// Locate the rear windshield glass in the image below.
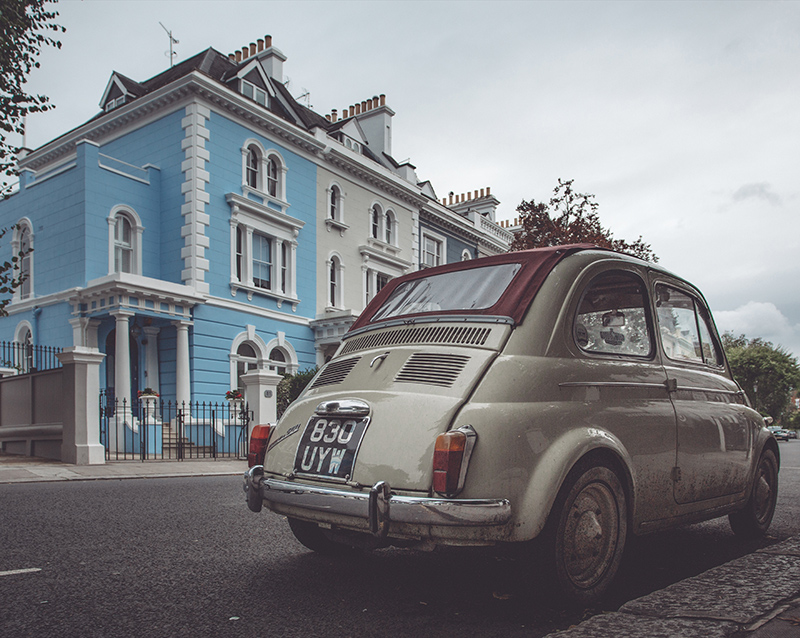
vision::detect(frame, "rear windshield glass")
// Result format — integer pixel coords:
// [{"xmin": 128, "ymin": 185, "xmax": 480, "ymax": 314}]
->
[{"xmin": 370, "ymin": 263, "xmax": 522, "ymax": 322}]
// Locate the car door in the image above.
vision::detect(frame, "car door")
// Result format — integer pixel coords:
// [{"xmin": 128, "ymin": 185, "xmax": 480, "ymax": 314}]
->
[{"xmin": 653, "ymin": 280, "xmax": 754, "ymax": 504}]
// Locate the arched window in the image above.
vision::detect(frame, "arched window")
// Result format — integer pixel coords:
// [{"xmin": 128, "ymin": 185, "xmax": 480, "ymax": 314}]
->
[
  {"xmin": 330, "ymin": 185, "xmax": 340, "ymax": 220},
  {"xmin": 461, "ymin": 248, "xmax": 473, "ymax": 261},
  {"xmin": 266, "ymin": 157, "xmax": 279, "ymax": 197},
  {"xmin": 371, "ymin": 204, "xmax": 381, "ymax": 239},
  {"xmin": 329, "ymin": 255, "xmax": 342, "ymax": 308},
  {"xmin": 15, "ymin": 223, "xmax": 33, "ymax": 300},
  {"xmin": 269, "ymin": 347, "xmax": 287, "ymax": 376},
  {"xmin": 246, "ymin": 145, "xmax": 259, "ymax": 189},
  {"xmin": 114, "ymin": 214, "xmax": 133, "ymax": 273},
  {"xmin": 384, "ymin": 210, "xmax": 395, "ymax": 245},
  {"xmin": 235, "ymin": 342, "xmax": 259, "ymax": 393}
]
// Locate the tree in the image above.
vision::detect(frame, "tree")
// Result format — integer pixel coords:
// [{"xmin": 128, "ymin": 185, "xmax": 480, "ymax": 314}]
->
[
  {"xmin": 509, "ymin": 179, "xmax": 657, "ymax": 262},
  {"xmin": 277, "ymin": 367, "xmax": 318, "ymax": 419},
  {"xmin": 721, "ymin": 333, "xmax": 800, "ymax": 422},
  {"xmin": 1, "ymin": 0, "xmax": 65, "ymax": 200}
]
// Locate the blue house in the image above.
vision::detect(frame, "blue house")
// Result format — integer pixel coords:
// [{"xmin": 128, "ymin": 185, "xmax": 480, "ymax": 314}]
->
[{"xmin": 0, "ymin": 35, "xmax": 512, "ymax": 459}]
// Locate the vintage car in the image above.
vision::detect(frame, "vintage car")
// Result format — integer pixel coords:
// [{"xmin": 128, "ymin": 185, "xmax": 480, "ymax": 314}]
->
[{"xmin": 244, "ymin": 245, "xmax": 779, "ymax": 602}]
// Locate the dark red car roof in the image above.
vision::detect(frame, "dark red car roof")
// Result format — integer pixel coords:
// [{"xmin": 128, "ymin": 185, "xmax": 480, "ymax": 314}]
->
[{"xmin": 349, "ymin": 244, "xmax": 596, "ymax": 332}]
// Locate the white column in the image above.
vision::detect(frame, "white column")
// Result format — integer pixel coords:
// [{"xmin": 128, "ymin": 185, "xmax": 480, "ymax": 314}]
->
[
  {"xmin": 244, "ymin": 227, "xmax": 254, "ymax": 287},
  {"xmin": 142, "ymin": 326, "xmax": 161, "ymax": 395},
  {"xmin": 107, "ymin": 216, "xmax": 116, "ymax": 274},
  {"xmin": 173, "ymin": 320, "xmax": 192, "ymax": 409},
  {"xmin": 111, "ymin": 309, "xmax": 134, "ymax": 422}
]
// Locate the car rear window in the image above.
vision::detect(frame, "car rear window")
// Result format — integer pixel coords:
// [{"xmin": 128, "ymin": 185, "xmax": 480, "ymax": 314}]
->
[{"xmin": 370, "ymin": 263, "xmax": 522, "ymax": 322}]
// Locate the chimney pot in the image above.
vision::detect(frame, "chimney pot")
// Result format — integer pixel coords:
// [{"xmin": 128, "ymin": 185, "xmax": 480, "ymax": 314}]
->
[
  {"xmin": 265, "ymin": 35, "xmax": 272, "ymax": 48},
  {"xmin": 449, "ymin": 193, "xmax": 454, "ymax": 205},
  {"xmin": 242, "ymin": 47, "xmax": 249, "ymax": 59},
  {"xmin": 332, "ymin": 109, "xmax": 337, "ymax": 122},
  {"xmin": 235, "ymin": 50, "xmax": 242, "ymax": 62},
  {"xmin": 367, "ymin": 98, "xmax": 373, "ymax": 110},
  {"xmin": 258, "ymin": 38, "xmax": 264, "ymax": 52},
  {"xmin": 349, "ymin": 105, "xmax": 355, "ymax": 117},
  {"xmin": 325, "ymin": 114, "xmax": 331, "ymax": 122},
  {"xmin": 380, "ymin": 94, "xmax": 386, "ymax": 106},
  {"xmin": 474, "ymin": 190, "xmax": 478, "ymax": 199},
  {"xmin": 228, "ymin": 53, "xmax": 236, "ymax": 62},
  {"xmin": 487, "ymin": 186, "xmax": 491, "ymax": 195},
  {"xmin": 250, "ymin": 43, "xmax": 257, "ymax": 56},
  {"xmin": 442, "ymin": 198, "xmax": 447, "ymax": 205},
  {"xmin": 361, "ymin": 100, "xmax": 367, "ymax": 112},
  {"xmin": 480, "ymin": 188, "xmax": 485, "ymax": 197},
  {"xmin": 355, "ymin": 103, "xmax": 361, "ymax": 115}
]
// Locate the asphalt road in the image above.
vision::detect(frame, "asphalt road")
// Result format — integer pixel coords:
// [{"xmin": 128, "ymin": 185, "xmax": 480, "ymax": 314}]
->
[{"xmin": 1, "ymin": 442, "xmax": 798, "ymax": 638}]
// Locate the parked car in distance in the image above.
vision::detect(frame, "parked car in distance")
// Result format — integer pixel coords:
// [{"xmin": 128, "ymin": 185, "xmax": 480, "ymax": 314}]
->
[
  {"xmin": 774, "ymin": 429, "xmax": 791, "ymax": 441},
  {"xmin": 788, "ymin": 430, "xmax": 797, "ymax": 439},
  {"xmin": 244, "ymin": 245, "xmax": 779, "ymax": 603}
]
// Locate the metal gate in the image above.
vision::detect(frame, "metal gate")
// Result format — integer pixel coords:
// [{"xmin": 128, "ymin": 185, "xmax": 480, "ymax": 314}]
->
[{"xmin": 99, "ymin": 391, "xmax": 250, "ymax": 461}]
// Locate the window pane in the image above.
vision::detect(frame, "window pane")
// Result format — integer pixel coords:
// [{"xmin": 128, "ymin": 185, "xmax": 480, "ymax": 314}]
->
[
  {"xmin": 252, "ymin": 234, "xmax": 272, "ymax": 289},
  {"xmin": 423, "ymin": 236, "xmax": 441, "ymax": 267},
  {"xmin": 371, "ymin": 206, "xmax": 380, "ymax": 239},
  {"xmin": 385, "ymin": 213, "xmax": 393, "ymax": 244},
  {"xmin": 267, "ymin": 158, "xmax": 278, "ymax": 197},
  {"xmin": 371, "ymin": 263, "xmax": 521, "ymax": 322},
  {"xmin": 697, "ymin": 306, "xmax": 723, "ymax": 366},
  {"xmin": 574, "ymin": 272, "xmax": 652, "ymax": 357},
  {"xmin": 656, "ymin": 285, "xmax": 703, "ymax": 364}
]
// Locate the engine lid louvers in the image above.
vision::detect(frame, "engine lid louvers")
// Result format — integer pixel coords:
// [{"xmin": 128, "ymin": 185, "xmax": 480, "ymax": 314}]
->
[
  {"xmin": 340, "ymin": 325, "xmax": 492, "ymax": 355},
  {"xmin": 395, "ymin": 353, "xmax": 470, "ymax": 388},
  {"xmin": 309, "ymin": 357, "xmax": 360, "ymax": 389}
]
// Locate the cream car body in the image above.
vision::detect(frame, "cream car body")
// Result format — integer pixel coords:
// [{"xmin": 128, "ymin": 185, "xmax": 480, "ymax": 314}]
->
[{"xmin": 244, "ymin": 245, "xmax": 779, "ymax": 601}]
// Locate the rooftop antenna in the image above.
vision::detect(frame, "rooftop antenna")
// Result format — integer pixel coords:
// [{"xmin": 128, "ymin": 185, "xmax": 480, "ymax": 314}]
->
[
  {"xmin": 159, "ymin": 22, "xmax": 179, "ymax": 67},
  {"xmin": 295, "ymin": 89, "xmax": 311, "ymax": 108}
]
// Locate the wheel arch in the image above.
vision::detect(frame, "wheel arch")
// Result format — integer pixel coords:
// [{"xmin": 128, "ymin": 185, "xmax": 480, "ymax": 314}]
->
[{"xmin": 510, "ymin": 428, "xmax": 636, "ymax": 543}]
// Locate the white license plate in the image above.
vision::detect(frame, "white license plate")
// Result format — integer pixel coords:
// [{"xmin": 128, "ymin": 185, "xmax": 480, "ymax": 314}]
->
[{"xmin": 293, "ymin": 417, "xmax": 369, "ymax": 480}]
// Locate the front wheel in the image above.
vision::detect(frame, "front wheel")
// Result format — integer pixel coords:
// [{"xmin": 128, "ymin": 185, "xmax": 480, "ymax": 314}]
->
[
  {"xmin": 543, "ymin": 462, "xmax": 628, "ymax": 604},
  {"xmin": 729, "ymin": 448, "xmax": 778, "ymax": 539}
]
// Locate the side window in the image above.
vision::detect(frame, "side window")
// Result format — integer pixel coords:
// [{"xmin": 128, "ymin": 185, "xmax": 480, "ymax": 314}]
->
[
  {"xmin": 574, "ymin": 271, "xmax": 653, "ymax": 357},
  {"xmin": 656, "ymin": 285, "xmax": 722, "ymax": 366}
]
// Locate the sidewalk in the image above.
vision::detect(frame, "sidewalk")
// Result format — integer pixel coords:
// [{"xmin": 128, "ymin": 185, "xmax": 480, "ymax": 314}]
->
[
  {"xmin": 0, "ymin": 451, "xmax": 246, "ymax": 483},
  {"xmin": 2, "ymin": 452, "xmax": 799, "ymax": 637}
]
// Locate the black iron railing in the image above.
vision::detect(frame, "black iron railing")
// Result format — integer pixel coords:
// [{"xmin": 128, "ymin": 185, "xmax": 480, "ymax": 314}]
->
[
  {"xmin": 0, "ymin": 340, "xmax": 62, "ymax": 374},
  {"xmin": 99, "ymin": 392, "xmax": 250, "ymax": 461}
]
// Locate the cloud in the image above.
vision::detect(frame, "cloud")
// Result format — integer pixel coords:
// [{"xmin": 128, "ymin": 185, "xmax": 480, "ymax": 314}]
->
[
  {"xmin": 715, "ymin": 301, "xmax": 800, "ymax": 357},
  {"xmin": 732, "ymin": 183, "xmax": 781, "ymax": 206}
]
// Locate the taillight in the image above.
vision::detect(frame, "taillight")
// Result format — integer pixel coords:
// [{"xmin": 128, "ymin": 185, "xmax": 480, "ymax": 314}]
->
[
  {"xmin": 248, "ymin": 424, "xmax": 273, "ymax": 468},
  {"xmin": 432, "ymin": 425, "xmax": 477, "ymax": 496}
]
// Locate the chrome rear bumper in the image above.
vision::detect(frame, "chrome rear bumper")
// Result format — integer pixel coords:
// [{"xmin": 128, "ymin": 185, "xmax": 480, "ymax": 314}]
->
[{"xmin": 243, "ymin": 466, "xmax": 511, "ymax": 538}]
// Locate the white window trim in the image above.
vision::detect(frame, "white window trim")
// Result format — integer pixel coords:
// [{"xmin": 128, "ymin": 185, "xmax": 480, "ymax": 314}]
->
[
  {"xmin": 240, "ymin": 140, "xmax": 289, "ymax": 213},
  {"xmin": 325, "ymin": 182, "xmax": 349, "ymax": 236},
  {"xmin": 461, "ymin": 248, "xmax": 473, "ymax": 261},
  {"xmin": 11, "ymin": 218, "xmax": 34, "ymax": 303},
  {"xmin": 227, "ymin": 193, "xmax": 303, "ymax": 310},
  {"xmin": 229, "ymin": 327, "xmax": 269, "ymax": 391},
  {"xmin": 420, "ymin": 227, "xmax": 447, "ymax": 269},
  {"xmin": 264, "ymin": 334, "xmax": 299, "ymax": 375},
  {"xmin": 363, "ymin": 267, "xmax": 393, "ymax": 309},
  {"xmin": 107, "ymin": 206, "xmax": 143, "ymax": 275}
]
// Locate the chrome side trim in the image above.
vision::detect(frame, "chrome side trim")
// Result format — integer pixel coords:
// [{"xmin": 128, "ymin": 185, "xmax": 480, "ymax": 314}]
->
[{"xmin": 247, "ymin": 475, "xmax": 512, "ymax": 530}]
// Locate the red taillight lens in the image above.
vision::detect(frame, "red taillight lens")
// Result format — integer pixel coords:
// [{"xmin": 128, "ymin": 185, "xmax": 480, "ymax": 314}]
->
[
  {"xmin": 248, "ymin": 424, "xmax": 273, "ymax": 468},
  {"xmin": 433, "ymin": 430, "xmax": 467, "ymax": 495}
]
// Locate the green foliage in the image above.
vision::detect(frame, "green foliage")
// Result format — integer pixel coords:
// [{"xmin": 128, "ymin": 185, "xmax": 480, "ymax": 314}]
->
[
  {"xmin": 721, "ymin": 333, "xmax": 800, "ymax": 422},
  {"xmin": 1, "ymin": 0, "xmax": 65, "ymax": 199},
  {"xmin": 277, "ymin": 367, "xmax": 318, "ymax": 419},
  {"xmin": 509, "ymin": 179, "xmax": 657, "ymax": 262}
]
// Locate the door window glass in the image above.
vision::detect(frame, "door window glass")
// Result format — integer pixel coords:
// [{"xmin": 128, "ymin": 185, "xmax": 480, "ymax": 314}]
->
[{"xmin": 656, "ymin": 285, "xmax": 722, "ymax": 366}]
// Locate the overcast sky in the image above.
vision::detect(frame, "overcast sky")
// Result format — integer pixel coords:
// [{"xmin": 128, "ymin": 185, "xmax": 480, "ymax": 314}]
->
[{"xmin": 17, "ymin": 0, "xmax": 800, "ymax": 358}]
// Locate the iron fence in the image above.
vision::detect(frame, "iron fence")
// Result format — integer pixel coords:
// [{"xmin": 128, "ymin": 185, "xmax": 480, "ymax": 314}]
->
[
  {"xmin": 0, "ymin": 340, "xmax": 62, "ymax": 374},
  {"xmin": 99, "ymin": 391, "xmax": 250, "ymax": 461}
]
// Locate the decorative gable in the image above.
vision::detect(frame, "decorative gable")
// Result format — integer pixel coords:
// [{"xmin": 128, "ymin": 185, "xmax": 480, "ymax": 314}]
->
[{"xmin": 99, "ymin": 72, "xmax": 144, "ymax": 112}]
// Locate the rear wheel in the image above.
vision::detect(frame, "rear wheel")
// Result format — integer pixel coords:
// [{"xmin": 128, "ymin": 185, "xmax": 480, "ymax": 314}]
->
[
  {"xmin": 287, "ymin": 518, "xmax": 353, "ymax": 555},
  {"xmin": 729, "ymin": 448, "xmax": 778, "ymax": 539},
  {"xmin": 543, "ymin": 461, "xmax": 628, "ymax": 604}
]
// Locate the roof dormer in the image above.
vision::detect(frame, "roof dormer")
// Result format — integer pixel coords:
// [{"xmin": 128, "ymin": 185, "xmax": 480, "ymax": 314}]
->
[{"xmin": 99, "ymin": 72, "xmax": 144, "ymax": 113}]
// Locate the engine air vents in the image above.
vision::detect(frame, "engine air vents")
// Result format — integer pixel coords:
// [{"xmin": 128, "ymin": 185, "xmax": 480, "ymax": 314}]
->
[
  {"xmin": 395, "ymin": 353, "xmax": 470, "ymax": 388},
  {"xmin": 341, "ymin": 325, "xmax": 491, "ymax": 355},
  {"xmin": 309, "ymin": 357, "xmax": 360, "ymax": 389}
]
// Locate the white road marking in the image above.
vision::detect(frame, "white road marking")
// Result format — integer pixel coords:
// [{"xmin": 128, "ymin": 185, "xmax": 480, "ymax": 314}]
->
[{"xmin": 0, "ymin": 568, "xmax": 42, "ymax": 577}]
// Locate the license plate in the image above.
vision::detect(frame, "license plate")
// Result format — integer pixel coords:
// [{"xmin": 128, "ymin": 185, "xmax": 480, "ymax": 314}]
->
[{"xmin": 293, "ymin": 416, "xmax": 369, "ymax": 479}]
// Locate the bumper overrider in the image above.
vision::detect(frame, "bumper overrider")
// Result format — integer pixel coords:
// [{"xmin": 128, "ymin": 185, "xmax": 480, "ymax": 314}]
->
[{"xmin": 243, "ymin": 466, "xmax": 512, "ymax": 539}]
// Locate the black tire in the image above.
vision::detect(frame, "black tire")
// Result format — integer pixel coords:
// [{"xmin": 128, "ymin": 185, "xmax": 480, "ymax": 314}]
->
[
  {"xmin": 729, "ymin": 448, "xmax": 778, "ymax": 539},
  {"xmin": 543, "ymin": 461, "xmax": 628, "ymax": 604},
  {"xmin": 287, "ymin": 517, "xmax": 352, "ymax": 555}
]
